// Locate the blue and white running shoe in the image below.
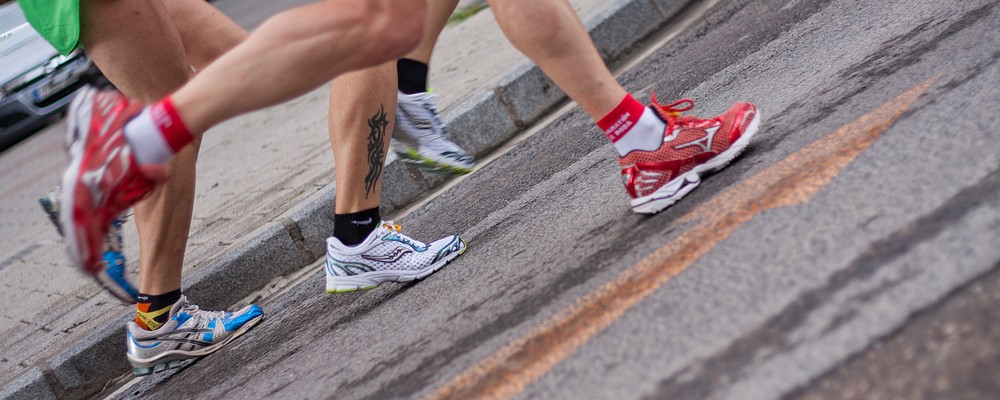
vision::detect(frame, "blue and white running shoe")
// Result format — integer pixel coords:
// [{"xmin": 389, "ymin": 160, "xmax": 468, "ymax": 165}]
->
[
  {"xmin": 127, "ymin": 295, "xmax": 263, "ymax": 375},
  {"xmin": 325, "ymin": 221, "xmax": 466, "ymax": 293},
  {"xmin": 40, "ymin": 190, "xmax": 139, "ymax": 303}
]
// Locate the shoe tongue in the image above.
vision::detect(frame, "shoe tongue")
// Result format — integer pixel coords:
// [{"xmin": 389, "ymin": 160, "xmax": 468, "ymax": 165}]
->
[
  {"xmin": 408, "ymin": 91, "xmax": 434, "ymax": 101},
  {"xmin": 167, "ymin": 295, "xmax": 189, "ymax": 319}
]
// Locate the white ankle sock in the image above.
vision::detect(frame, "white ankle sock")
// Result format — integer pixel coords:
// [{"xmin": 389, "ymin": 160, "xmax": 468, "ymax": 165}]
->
[
  {"xmin": 124, "ymin": 107, "xmax": 174, "ymax": 166},
  {"xmin": 598, "ymin": 94, "xmax": 668, "ymax": 157},
  {"xmin": 612, "ymin": 108, "xmax": 666, "ymax": 156}
]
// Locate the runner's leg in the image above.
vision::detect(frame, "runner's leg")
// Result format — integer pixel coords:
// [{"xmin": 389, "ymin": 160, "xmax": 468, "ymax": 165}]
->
[
  {"xmin": 81, "ymin": 0, "xmax": 247, "ymax": 296},
  {"xmin": 329, "ymin": 63, "xmax": 398, "ymax": 217},
  {"xmin": 170, "ymin": 0, "xmax": 427, "ymax": 136},
  {"xmin": 76, "ymin": 0, "xmax": 262, "ymax": 374},
  {"xmin": 487, "ymin": 0, "xmax": 625, "ymax": 120},
  {"xmin": 488, "ymin": 0, "xmax": 760, "ymax": 214},
  {"xmin": 401, "ymin": 0, "xmax": 459, "ymax": 64},
  {"xmin": 394, "ymin": 0, "xmax": 476, "ymax": 175},
  {"xmin": 325, "ymin": 63, "xmax": 467, "ymax": 293},
  {"xmin": 164, "ymin": 0, "xmax": 247, "ymax": 70},
  {"xmin": 80, "ymin": 0, "xmax": 197, "ymax": 296}
]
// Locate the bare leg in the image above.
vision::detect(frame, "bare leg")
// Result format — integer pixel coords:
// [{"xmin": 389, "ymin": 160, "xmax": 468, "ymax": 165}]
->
[
  {"xmin": 80, "ymin": 0, "xmax": 246, "ymax": 295},
  {"xmin": 329, "ymin": 63, "xmax": 398, "ymax": 214},
  {"xmin": 487, "ymin": 0, "xmax": 626, "ymax": 120},
  {"xmin": 164, "ymin": 0, "xmax": 247, "ymax": 70},
  {"xmin": 171, "ymin": 0, "xmax": 426, "ymax": 136},
  {"xmin": 82, "ymin": 0, "xmax": 193, "ymax": 295},
  {"xmin": 324, "ymin": 63, "xmax": 469, "ymax": 294},
  {"xmin": 401, "ymin": 0, "xmax": 460, "ymax": 64}
]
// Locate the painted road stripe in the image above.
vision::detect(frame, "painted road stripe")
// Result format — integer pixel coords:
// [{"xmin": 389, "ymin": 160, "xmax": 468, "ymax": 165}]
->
[{"xmin": 425, "ymin": 77, "xmax": 938, "ymax": 400}]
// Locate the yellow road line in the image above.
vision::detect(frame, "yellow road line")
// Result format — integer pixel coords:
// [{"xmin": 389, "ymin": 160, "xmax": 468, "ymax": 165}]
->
[{"xmin": 425, "ymin": 77, "xmax": 938, "ymax": 400}]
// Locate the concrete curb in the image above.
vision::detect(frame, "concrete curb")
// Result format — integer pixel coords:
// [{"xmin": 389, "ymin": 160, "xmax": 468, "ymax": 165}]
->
[{"xmin": 1, "ymin": 0, "xmax": 694, "ymax": 398}]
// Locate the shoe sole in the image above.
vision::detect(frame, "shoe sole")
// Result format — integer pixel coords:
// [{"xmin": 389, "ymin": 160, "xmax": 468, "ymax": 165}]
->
[
  {"xmin": 396, "ymin": 147, "xmax": 474, "ymax": 176},
  {"xmin": 40, "ymin": 194, "xmax": 138, "ymax": 303},
  {"xmin": 326, "ymin": 239, "xmax": 468, "ymax": 293},
  {"xmin": 631, "ymin": 110, "xmax": 761, "ymax": 214},
  {"xmin": 59, "ymin": 87, "xmax": 95, "ymax": 272},
  {"xmin": 128, "ymin": 313, "xmax": 264, "ymax": 375},
  {"xmin": 38, "ymin": 194, "xmax": 64, "ymax": 236},
  {"xmin": 94, "ymin": 267, "xmax": 139, "ymax": 304}
]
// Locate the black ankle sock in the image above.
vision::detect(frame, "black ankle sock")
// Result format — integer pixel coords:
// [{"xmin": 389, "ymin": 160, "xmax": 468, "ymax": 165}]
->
[
  {"xmin": 334, "ymin": 207, "xmax": 381, "ymax": 246},
  {"xmin": 136, "ymin": 289, "xmax": 181, "ymax": 330},
  {"xmin": 397, "ymin": 59, "xmax": 429, "ymax": 95}
]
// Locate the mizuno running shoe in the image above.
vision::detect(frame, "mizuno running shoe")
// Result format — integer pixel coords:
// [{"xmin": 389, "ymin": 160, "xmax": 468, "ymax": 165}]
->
[
  {"xmin": 40, "ymin": 190, "xmax": 139, "ymax": 303},
  {"xmin": 394, "ymin": 91, "xmax": 476, "ymax": 176},
  {"xmin": 620, "ymin": 95, "xmax": 760, "ymax": 214},
  {"xmin": 126, "ymin": 295, "xmax": 263, "ymax": 375},
  {"xmin": 60, "ymin": 87, "xmax": 164, "ymax": 275},
  {"xmin": 325, "ymin": 221, "xmax": 466, "ymax": 293}
]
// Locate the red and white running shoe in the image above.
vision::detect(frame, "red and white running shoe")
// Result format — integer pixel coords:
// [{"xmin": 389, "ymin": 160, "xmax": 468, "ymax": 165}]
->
[
  {"xmin": 620, "ymin": 95, "xmax": 760, "ymax": 214},
  {"xmin": 60, "ymin": 87, "xmax": 164, "ymax": 274}
]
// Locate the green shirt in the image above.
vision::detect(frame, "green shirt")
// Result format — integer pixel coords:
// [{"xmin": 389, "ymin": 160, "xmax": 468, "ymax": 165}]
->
[{"xmin": 17, "ymin": 0, "xmax": 80, "ymax": 55}]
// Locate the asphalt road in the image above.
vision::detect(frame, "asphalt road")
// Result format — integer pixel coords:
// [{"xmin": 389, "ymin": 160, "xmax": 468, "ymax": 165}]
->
[{"xmin": 98, "ymin": 0, "xmax": 999, "ymax": 398}]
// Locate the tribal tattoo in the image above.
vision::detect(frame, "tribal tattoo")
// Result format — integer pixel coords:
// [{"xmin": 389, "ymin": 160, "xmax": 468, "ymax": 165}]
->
[{"xmin": 364, "ymin": 105, "xmax": 389, "ymax": 198}]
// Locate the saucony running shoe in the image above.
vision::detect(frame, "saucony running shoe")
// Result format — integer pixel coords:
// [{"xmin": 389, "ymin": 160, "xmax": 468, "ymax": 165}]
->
[
  {"xmin": 325, "ymin": 221, "xmax": 466, "ymax": 293},
  {"xmin": 394, "ymin": 91, "xmax": 476, "ymax": 176}
]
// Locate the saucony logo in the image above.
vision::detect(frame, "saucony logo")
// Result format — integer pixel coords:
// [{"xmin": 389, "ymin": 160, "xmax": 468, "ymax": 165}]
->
[
  {"xmin": 362, "ymin": 248, "xmax": 412, "ymax": 263},
  {"xmin": 672, "ymin": 126, "xmax": 721, "ymax": 153}
]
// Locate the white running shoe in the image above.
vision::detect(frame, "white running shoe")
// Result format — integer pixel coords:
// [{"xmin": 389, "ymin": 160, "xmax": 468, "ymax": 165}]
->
[
  {"xmin": 394, "ymin": 91, "xmax": 476, "ymax": 176},
  {"xmin": 325, "ymin": 221, "xmax": 467, "ymax": 293},
  {"xmin": 126, "ymin": 295, "xmax": 263, "ymax": 375}
]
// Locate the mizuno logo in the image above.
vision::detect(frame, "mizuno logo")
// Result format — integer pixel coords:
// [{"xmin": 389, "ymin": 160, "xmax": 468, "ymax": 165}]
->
[
  {"xmin": 673, "ymin": 126, "xmax": 721, "ymax": 153},
  {"xmin": 362, "ymin": 248, "xmax": 412, "ymax": 263},
  {"xmin": 664, "ymin": 126, "xmax": 684, "ymax": 142},
  {"xmin": 81, "ymin": 145, "xmax": 125, "ymax": 206}
]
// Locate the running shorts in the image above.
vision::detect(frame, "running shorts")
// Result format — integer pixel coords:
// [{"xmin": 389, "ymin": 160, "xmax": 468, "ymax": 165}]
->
[{"xmin": 17, "ymin": 0, "xmax": 81, "ymax": 55}]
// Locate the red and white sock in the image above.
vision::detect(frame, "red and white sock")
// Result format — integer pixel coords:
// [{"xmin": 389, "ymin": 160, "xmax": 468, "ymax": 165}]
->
[
  {"xmin": 597, "ymin": 94, "xmax": 666, "ymax": 157},
  {"xmin": 123, "ymin": 97, "xmax": 193, "ymax": 166}
]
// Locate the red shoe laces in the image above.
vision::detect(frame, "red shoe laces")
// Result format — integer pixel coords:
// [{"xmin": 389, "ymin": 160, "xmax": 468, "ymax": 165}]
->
[{"xmin": 650, "ymin": 92, "xmax": 700, "ymax": 126}]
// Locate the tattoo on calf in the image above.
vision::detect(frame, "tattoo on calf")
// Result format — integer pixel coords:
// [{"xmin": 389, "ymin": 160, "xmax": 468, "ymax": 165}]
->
[{"xmin": 364, "ymin": 105, "xmax": 389, "ymax": 198}]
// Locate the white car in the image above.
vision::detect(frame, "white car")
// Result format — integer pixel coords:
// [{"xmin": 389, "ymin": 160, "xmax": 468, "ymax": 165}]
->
[{"xmin": 0, "ymin": 2, "xmax": 106, "ymax": 151}]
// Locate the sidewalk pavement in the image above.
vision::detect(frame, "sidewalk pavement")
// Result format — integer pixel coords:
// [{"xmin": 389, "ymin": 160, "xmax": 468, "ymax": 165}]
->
[{"xmin": 0, "ymin": 0, "xmax": 692, "ymax": 398}]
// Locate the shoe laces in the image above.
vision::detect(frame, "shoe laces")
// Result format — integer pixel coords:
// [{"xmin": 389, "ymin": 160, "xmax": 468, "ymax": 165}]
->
[
  {"xmin": 180, "ymin": 302, "xmax": 227, "ymax": 321},
  {"xmin": 379, "ymin": 221, "xmax": 429, "ymax": 248},
  {"xmin": 650, "ymin": 92, "xmax": 701, "ymax": 126},
  {"xmin": 382, "ymin": 221, "xmax": 402, "ymax": 232}
]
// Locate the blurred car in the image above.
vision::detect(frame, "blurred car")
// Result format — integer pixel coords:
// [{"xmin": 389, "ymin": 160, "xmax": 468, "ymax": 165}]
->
[{"xmin": 0, "ymin": 2, "xmax": 107, "ymax": 151}]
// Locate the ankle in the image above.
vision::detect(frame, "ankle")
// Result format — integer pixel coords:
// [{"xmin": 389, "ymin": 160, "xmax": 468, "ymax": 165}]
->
[
  {"xmin": 333, "ymin": 207, "xmax": 381, "ymax": 246},
  {"xmin": 598, "ymin": 95, "xmax": 666, "ymax": 156},
  {"xmin": 124, "ymin": 97, "xmax": 194, "ymax": 166},
  {"xmin": 135, "ymin": 289, "xmax": 181, "ymax": 331}
]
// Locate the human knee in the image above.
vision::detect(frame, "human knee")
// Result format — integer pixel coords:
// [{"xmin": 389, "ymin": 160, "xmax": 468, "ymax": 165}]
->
[
  {"xmin": 491, "ymin": 0, "xmax": 573, "ymax": 56},
  {"xmin": 326, "ymin": 0, "xmax": 426, "ymax": 64},
  {"xmin": 342, "ymin": 0, "xmax": 426, "ymax": 63},
  {"xmin": 257, "ymin": 1, "xmax": 424, "ymax": 67}
]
